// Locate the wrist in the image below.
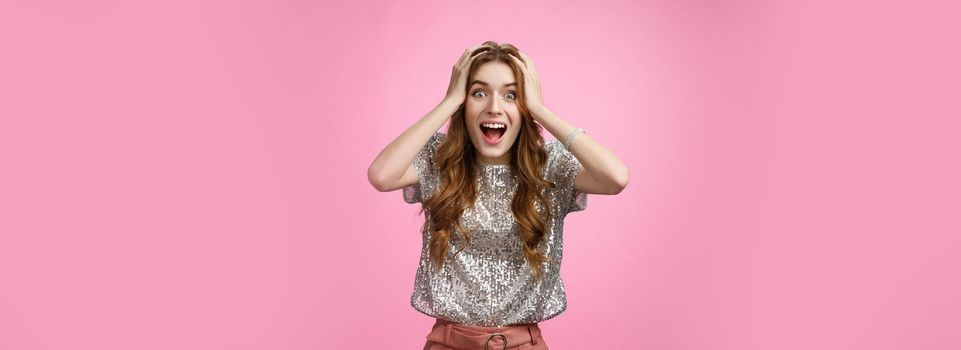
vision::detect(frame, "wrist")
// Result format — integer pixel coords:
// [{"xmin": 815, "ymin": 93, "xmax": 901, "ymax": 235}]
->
[
  {"xmin": 563, "ymin": 127, "xmax": 586, "ymax": 151},
  {"xmin": 527, "ymin": 104, "xmax": 548, "ymax": 117},
  {"xmin": 432, "ymin": 98, "xmax": 463, "ymax": 121},
  {"xmin": 441, "ymin": 96, "xmax": 464, "ymax": 108}
]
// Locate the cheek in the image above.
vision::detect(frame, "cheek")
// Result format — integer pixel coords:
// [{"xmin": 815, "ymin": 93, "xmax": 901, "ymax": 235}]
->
[
  {"xmin": 463, "ymin": 117, "xmax": 479, "ymax": 138},
  {"xmin": 510, "ymin": 115, "xmax": 523, "ymax": 132},
  {"xmin": 464, "ymin": 113, "xmax": 478, "ymax": 129},
  {"xmin": 465, "ymin": 100, "xmax": 480, "ymax": 115}
]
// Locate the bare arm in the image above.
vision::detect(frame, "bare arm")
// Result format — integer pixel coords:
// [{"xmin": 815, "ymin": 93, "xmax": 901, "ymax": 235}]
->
[
  {"xmin": 504, "ymin": 50, "xmax": 629, "ymax": 195},
  {"xmin": 368, "ymin": 45, "xmax": 488, "ymax": 192},
  {"xmin": 367, "ymin": 99, "xmax": 461, "ymax": 192},
  {"xmin": 533, "ymin": 105, "xmax": 630, "ymax": 195}
]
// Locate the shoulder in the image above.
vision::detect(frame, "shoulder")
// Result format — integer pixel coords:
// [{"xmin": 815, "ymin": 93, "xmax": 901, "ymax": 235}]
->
[
  {"xmin": 427, "ymin": 132, "xmax": 446, "ymax": 148},
  {"xmin": 412, "ymin": 132, "xmax": 448, "ymax": 173},
  {"xmin": 542, "ymin": 138, "xmax": 573, "ymax": 165},
  {"xmin": 541, "ymin": 138, "xmax": 581, "ymax": 180},
  {"xmin": 418, "ymin": 132, "xmax": 447, "ymax": 156},
  {"xmin": 542, "ymin": 138, "xmax": 562, "ymax": 158},
  {"xmin": 543, "ymin": 138, "xmax": 560, "ymax": 149}
]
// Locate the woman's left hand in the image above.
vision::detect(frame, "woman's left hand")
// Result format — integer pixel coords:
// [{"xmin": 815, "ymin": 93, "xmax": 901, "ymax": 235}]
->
[{"xmin": 507, "ymin": 50, "xmax": 546, "ymax": 117}]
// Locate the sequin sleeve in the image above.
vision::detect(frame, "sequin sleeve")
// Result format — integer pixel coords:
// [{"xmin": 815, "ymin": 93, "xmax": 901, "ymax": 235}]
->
[
  {"xmin": 545, "ymin": 139, "xmax": 588, "ymax": 214},
  {"xmin": 402, "ymin": 132, "xmax": 445, "ymax": 204}
]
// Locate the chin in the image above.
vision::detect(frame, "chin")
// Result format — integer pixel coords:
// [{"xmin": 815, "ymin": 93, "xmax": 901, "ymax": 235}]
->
[
  {"xmin": 483, "ymin": 138, "xmax": 518, "ymax": 159},
  {"xmin": 469, "ymin": 131, "xmax": 516, "ymax": 161},
  {"xmin": 478, "ymin": 148, "xmax": 509, "ymax": 159}
]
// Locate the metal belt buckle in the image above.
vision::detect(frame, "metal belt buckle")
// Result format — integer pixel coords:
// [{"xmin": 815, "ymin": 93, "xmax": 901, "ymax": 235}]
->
[{"xmin": 485, "ymin": 332, "xmax": 507, "ymax": 350}]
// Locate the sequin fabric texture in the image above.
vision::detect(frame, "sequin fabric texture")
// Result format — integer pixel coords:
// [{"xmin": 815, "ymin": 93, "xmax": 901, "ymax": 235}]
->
[{"xmin": 403, "ymin": 132, "xmax": 588, "ymax": 327}]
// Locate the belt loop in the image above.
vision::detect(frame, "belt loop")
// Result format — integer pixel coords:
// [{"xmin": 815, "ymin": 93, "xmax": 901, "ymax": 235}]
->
[
  {"xmin": 444, "ymin": 320, "xmax": 452, "ymax": 343},
  {"xmin": 528, "ymin": 324, "xmax": 540, "ymax": 345}
]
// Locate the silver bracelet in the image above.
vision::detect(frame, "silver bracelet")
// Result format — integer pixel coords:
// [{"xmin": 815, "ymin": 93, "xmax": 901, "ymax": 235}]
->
[{"xmin": 563, "ymin": 128, "xmax": 585, "ymax": 151}]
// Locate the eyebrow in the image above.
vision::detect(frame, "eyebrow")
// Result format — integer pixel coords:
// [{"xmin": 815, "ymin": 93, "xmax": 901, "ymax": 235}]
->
[{"xmin": 469, "ymin": 80, "xmax": 517, "ymax": 88}]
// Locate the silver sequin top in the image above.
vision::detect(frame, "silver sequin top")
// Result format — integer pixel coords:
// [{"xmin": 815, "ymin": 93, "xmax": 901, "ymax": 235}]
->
[{"xmin": 402, "ymin": 132, "xmax": 588, "ymax": 327}]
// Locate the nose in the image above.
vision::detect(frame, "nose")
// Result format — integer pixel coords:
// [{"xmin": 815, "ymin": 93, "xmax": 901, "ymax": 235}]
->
[{"xmin": 487, "ymin": 95, "xmax": 504, "ymax": 116}]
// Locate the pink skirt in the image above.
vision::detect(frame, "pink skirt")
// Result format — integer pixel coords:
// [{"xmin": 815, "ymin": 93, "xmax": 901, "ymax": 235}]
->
[{"xmin": 422, "ymin": 317, "xmax": 549, "ymax": 350}]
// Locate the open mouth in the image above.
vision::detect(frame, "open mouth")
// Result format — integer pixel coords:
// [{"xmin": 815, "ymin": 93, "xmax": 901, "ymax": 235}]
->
[{"xmin": 480, "ymin": 122, "xmax": 507, "ymax": 144}]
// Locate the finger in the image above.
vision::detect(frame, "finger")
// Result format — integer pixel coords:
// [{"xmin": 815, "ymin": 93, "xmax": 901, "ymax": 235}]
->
[
  {"xmin": 516, "ymin": 50, "xmax": 530, "ymax": 60},
  {"xmin": 506, "ymin": 52, "xmax": 525, "ymax": 69},
  {"xmin": 517, "ymin": 51, "xmax": 534, "ymax": 69},
  {"xmin": 463, "ymin": 46, "xmax": 490, "ymax": 62},
  {"xmin": 456, "ymin": 48, "xmax": 487, "ymax": 69},
  {"xmin": 511, "ymin": 51, "xmax": 533, "ymax": 71},
  {"xmin": 507, "ymin": 51, "xmax": 524, "ymax": 63},
  {"xmin": 511, "ymin": 53, "xmax": 532, "ymax": 73},
  {"xmin": 470, "ymin": 48, "xmax": 487, "ymax": 58},
  {"xmin": 468, "ymin": 45, "xmax": 489, "ymax": 55},
  {"xmin": 509, "ymin": 55, "xmax": 531, "ymax": 78},
  {"xmin": 456, "ymin": 47, "xmax": 483, "ymax": 67},
  {"xmin": 514, "ymin": 52, "xmax": 537, "ymax": 81},
  {"xmin": 460, "ymin": 46, "xmax": 482, "ymax": 60}
]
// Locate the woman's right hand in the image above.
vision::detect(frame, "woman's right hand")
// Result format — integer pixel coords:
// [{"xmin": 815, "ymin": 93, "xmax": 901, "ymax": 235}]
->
[{"xmin": 443, "ymin": 45, "xmax": 489, "ymax": 105}]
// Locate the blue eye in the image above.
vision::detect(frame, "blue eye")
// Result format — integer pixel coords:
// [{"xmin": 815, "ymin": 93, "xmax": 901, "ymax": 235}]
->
[{"xmin": 506, "ymin": 91, "xmax": 516, "ymax": 100}]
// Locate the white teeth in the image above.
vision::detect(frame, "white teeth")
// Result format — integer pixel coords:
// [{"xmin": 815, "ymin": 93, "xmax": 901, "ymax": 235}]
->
[{"xmin": 481, "ymin": 123, "xmax": 506, "ymax": 129}]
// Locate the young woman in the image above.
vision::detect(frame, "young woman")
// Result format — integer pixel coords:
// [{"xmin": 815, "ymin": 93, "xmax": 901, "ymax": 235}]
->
[{"xmin": 368, "ymin": 41, "xmax": 630, "ymax": 350}]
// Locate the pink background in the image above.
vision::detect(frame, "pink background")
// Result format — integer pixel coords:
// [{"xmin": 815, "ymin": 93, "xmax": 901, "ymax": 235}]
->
[{"xmin": 2, "ymin": 0, "xmax": 959, "ymax": 349}]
